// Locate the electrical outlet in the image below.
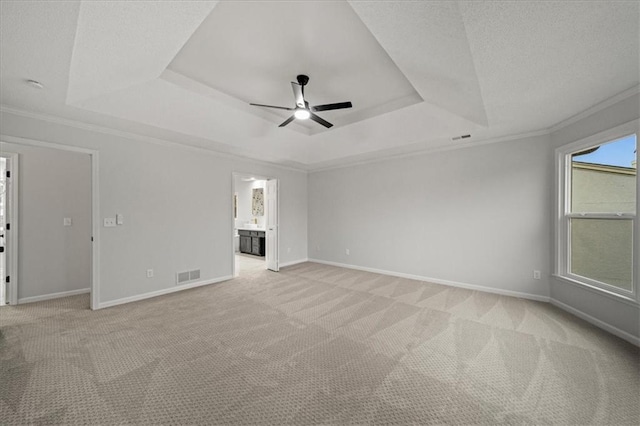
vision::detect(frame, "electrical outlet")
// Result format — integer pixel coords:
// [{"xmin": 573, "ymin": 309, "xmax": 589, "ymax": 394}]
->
[
  {"xmin": 346, "ymin": 248, "xmax": 350, "ymax": 255},
  {"xmin": 63, "ymin": 217, "xmax": 72, "ymax": 227},
  {"xmin": 146, "ymin": 269, "xmax": 154, "ymax": 278},
  {"xmin": 533, "ymin": 270, "xmax": 541, "ymax": 280},
  {"xmin": 103, "ymin": 217, "xmax": 116, "ymax": 227}
]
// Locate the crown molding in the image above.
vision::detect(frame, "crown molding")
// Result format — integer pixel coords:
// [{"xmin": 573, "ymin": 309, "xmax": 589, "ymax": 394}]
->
[
  {"xmin": 0, "ymin": 104, "xmax": 549, "ymax": 174},
  {"xmin": 3, "ymin": 83, "xmax": 639, "ymax": 175},
  {"xmin": 547, "ymin": 85, "xmax": 640, "ymax": 134},
  {"xmin": 0, "ymin": 105, "xmax": 308, "ymax": 174},
  {"xmin": 309, "ymin": 86, "xmax": 640, "ymax": 172},
  {"xmin": 308, "ymin": 129, "xmax": 550, "ymax": 173}
]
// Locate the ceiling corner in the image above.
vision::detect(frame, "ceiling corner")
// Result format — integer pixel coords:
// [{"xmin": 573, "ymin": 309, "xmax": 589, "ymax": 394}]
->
[{"xmin": 66, "ymin": 0, "xmax": 217, "ymax": 105}]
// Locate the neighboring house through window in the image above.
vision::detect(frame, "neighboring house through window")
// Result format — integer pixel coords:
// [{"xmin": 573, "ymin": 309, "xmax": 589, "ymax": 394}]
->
[{"xmin": 556, "ymin": 122, "xmax": 638, "ymax": 300}]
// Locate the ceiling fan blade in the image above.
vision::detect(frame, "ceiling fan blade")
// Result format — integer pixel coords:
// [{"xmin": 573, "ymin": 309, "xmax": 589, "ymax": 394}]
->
[
  {"xmin": 309, "ymin": 112, "xmax": 333, "ymax": 128},
  {"xmin": 311, "ymin": 101, "xmax": 352, "ymax": 112},
  {"xmin": 278, "ymin": 115, "xmax": 296, "ymax": 127},
  {"xmin": 291, "ymin": 82, "xmax": 305, "ymax": 108},
  {"xmin": 250, "ymin": 103, "xmax": 294, "ymax": 111}
]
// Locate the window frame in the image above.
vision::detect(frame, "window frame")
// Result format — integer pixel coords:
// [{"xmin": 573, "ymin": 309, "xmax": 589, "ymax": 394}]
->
[{"xmin": 555, "ymin": 120, "xmax": 639, "ymax": 302}]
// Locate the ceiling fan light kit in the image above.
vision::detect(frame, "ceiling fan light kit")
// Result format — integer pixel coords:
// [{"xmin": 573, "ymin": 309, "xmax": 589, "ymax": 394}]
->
[
  {"xmin": 294, "ymin": 108, "xmax": 310, "ymax": 120},
  {"xmin": 250, "ymin": 74, "xmax": 353, "ymax": 129}
]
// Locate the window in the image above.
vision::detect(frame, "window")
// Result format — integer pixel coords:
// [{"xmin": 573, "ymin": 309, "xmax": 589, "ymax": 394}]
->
[{"xmin": 557, "ymin": 124, "xmax": 638, "ymax": 299}]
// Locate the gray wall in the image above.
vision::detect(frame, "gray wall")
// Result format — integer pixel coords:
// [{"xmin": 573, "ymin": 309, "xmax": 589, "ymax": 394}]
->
[
  {"xmin": 550, "ymin": 93, "xmax": 640, "ymax": 340},
  {"xmin": 0, "ymin": 142, "xmax": 91, "ymax": 300},
  {"xmin": 1, "ymin": 110, "xmax": 308, "ymax": 306},
  {"xmin": 308, "ymin": 134, "xmax": 553, "ymax": 299},
  {"xmin": 2, "ymin": 93, "xmax": 637, "ymax": 340}
]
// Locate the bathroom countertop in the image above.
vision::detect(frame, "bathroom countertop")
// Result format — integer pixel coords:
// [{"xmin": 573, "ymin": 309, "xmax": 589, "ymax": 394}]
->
[{"xmin": 236, "ymin": 227, "xmax": 266, "ymax": 232}]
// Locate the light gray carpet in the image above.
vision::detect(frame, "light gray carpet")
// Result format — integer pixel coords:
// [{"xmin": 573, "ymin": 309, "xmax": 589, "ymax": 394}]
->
[{"xmin": 1, "ymin": 262, "xmax": 639, "ymax": 425}]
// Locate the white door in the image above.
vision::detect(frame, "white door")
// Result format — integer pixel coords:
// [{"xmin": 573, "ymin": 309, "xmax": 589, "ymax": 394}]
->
[
  {"xmin": 265, "ymin": 179, "xmax": 279, "ymax": 272},
  {"xmin": 0, "ymin": 152, "xmax": 18, "ymax": 306},
  {"xmin": 0, "ymin": 157, "xmax": 6, "ymax": 305}
]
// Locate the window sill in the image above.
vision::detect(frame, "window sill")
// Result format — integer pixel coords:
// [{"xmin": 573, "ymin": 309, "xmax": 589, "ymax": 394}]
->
[{"xmin": 551, "ymin": 274, "xmax": 639, "ymax": 308}]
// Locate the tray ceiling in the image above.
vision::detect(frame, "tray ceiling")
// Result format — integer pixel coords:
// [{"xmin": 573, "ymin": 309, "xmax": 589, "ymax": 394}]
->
[{"xmin": 1, "ymin": 0, "xmax": 638, "ymax": 170}]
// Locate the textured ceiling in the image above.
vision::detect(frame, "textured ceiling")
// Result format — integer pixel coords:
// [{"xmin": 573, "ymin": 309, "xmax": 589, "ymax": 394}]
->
[
  {"xmin": 1, "ymin": 0, "xmax": 638, "ymax": 170},
  {"xmin": 168, "ymin": 0, "xmax": 423, "ymax": 133},
  {"xmin": 348, "ymin": 1, "xmax": 488, "ymax": 127},
  {"xmin": 67, "ymin": 0, "xmax": 217, "ymax": 105}
]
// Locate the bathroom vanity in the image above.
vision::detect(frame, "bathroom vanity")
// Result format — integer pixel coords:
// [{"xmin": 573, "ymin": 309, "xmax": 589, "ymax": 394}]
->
[{"xmin": 238, "ymin": 229, "xmax": 265, "ymax": 256}]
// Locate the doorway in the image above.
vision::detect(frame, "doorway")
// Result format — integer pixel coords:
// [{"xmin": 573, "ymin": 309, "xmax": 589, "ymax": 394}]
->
[
  {"xmin": 231, "ymin": 173, "xmax": 279, "ymax": 277},
  {"xmin": 1, "ymin": 136, "xmax": 99, "ymax": 309}
]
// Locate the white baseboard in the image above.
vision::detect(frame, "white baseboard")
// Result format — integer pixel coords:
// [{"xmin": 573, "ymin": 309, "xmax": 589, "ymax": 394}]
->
[
  {"xmin": 19, "ymin": 288, "xmax": 90, "ymax": 304},
  {"xmin": 308, "ymin": 258, "xmax": 550, "ymax": 303},
  {"xmin": 279, "ymin": 258, "xmax": 309, "ymax": 268},
  {"xmin": 98, "ymin": 275, "xmax": 233, "ymax": 309},
  {"xmin": 549, "ymin": 299, "xmax": 640, "ymax": 347}
]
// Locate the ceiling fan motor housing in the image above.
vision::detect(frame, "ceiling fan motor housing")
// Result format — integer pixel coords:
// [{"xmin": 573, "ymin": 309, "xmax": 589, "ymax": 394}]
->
[{"xmin": 296, "ymin": 74, "xmax": 310, "ymax": 86}]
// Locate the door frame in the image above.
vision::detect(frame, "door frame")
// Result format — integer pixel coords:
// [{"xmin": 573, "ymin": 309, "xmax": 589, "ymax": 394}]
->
[
  {"xmin": 0, "ymin": 152, "xmax": 19, "ymax": 305},
  {"xmin": 0, "ymin": 135, "xmax": 100, "ymax": 309},
  {"xmin": 231, "ymin": 172, "xmax": 279, "ymax": 277},
  {"xmin": 265, "ymin": 178, "xmax": 279, "ymax": 272}
]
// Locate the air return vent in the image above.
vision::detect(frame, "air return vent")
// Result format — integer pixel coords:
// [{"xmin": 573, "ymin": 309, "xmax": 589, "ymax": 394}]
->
[
  {"xmin": 452, "ymin": 134, "xmax": 471, "ymax": 141},
  {"xmin": 176, "ymin": 269, "xmax": 201, "ymax": 285},
  {"xmin": 176, "ymin": 271, "xmax": 190, "ymax": 284}
]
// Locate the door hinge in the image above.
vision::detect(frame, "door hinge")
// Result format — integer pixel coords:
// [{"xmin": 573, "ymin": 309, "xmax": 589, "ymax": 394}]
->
[
  {"xmin": 5, "ymin": 223, "xmax": 9, "ymax": 231},
  {"xmin": 91, "ymin": 237, "xmax": 94, "ymax": 242},
  {"xmin": 5, "ymin": 171, "xmax": 9, "ymax": 178},
  {"xmin": 5, "ymin": 276, "xmax": 9, "ymax": 283}
]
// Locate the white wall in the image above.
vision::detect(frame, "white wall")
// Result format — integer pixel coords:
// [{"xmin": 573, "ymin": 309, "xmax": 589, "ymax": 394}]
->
[
  {"xmin": 235, "ymin": 179, "xmax": 251, "ymax": 228},
  {"xmin": 308, "ymin": 134, "xmax": 552, "ymax": 299},
  {"xmin": 550, "ymin": 92, "xmax": 640, "ymax": 341},
  {"xmin": 0, "ymin": 142, "xmax": 91, "ymax": 300},
  {"xmin": 234, "ymin": 178, "xmax": 266, "ymax": 229},
  {"xmin": 0, "ymin": 110, "xmax": 308, "ymax": 307}
]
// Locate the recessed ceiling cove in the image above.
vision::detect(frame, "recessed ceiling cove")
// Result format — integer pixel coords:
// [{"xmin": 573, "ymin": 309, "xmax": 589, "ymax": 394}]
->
[
  {"xmin": 167, "ymin": 0, "xmax": 423, "ymax": 134},
  {"xmin": 3, "ymin": 0, "xmax": 637, "ymax": 170}
]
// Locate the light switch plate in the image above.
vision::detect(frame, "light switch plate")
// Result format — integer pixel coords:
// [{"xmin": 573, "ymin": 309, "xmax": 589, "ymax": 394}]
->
[
  {"xmin": 116, "ymin": 214, "xmax": 124, "ymax": 225},
  {"xmin": 63, "ymin": 217, "xmax": 72, "ymax": 226}
]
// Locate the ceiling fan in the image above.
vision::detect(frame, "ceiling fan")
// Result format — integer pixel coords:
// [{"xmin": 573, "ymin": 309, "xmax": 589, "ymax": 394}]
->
[{"xmin": 250, "ymin": 75, "xmax": 352, "ymax": 128}]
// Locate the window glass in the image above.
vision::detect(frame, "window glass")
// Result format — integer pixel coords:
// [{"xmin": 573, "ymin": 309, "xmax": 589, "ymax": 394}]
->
[
  {"xmin": 570, "ymin": 135, "xmax": 636, "ymax": 214},
  {"xmin": 565, "ymin": 133, "xmax": 636, "ymax": 294},
  {"xmin": 570, "ymin": 218, "xmax": 633, "ymax": 291}
]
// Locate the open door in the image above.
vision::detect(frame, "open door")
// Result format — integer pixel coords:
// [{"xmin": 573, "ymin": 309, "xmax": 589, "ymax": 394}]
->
[
  {"xmin": 265, "ymin": 179, "xmax": 279, "ymax": 272},
  {"xmin": 0, "ymin": 152, "xmax": 18, "ymax": 306}
]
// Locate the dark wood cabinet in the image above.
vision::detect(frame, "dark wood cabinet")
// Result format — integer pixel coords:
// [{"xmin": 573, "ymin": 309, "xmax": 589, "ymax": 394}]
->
[
  {"xmin": 238, "ymin": 230, "xmax": 265, "ymax": 256},
  {"xmin": 239, "ymin": 235, "xmax": 252, "ymax": 254}
]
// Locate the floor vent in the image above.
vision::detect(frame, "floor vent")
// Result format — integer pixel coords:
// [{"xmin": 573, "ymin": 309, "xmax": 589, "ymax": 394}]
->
[{"xmin": 189, "ymin": 269, "xmax": 201, "ymax": 280}]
